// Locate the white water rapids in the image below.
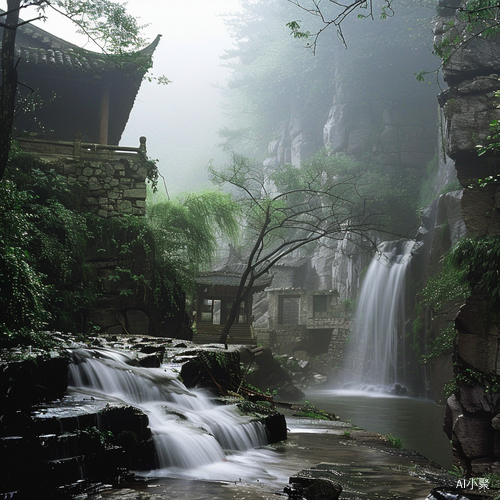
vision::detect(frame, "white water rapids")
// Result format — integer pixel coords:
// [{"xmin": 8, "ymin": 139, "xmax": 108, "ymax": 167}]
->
[{"xmin": 68, "ymin": 348, "xmax": 268, "ymax": 474}]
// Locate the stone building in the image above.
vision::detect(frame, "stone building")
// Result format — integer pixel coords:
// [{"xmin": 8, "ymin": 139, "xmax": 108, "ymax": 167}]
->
[
  {"xmin": 3, "ymin": 19, "xmax": 165, "ymax": 335},
  {"xmin": 193, "ymin": 260, "xmax": 272, "ymax": 345}
]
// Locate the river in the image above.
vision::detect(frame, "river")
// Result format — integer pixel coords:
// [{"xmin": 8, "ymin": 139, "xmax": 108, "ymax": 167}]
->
[{"xmin": 305, "ymin": 388, "xmax": 452, "ymax": 469}]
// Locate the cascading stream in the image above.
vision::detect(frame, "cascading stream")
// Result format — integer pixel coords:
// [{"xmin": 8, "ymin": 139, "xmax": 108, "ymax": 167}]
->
[
  {"xmin": 343, "ymin": 240, "xmax": 414, "ymax": 391},
  {"xmin": 68, "ymin": 348, "xmax": 268, "ymax": 470}
]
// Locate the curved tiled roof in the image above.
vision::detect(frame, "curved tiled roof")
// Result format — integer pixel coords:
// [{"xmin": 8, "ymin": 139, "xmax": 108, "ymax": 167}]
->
[
  {"xmin": 0, "ymin": 11, "xmax": 161, "ymax": 145},
  {"xmin": 13, "ymin": 19, "xmax": 161, "ymax": 73}
]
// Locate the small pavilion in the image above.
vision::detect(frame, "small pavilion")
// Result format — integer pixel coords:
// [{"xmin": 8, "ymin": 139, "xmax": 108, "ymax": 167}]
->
[{"xmin": 194, "ymin": 261, "xmax": 272, "ymax": 345}]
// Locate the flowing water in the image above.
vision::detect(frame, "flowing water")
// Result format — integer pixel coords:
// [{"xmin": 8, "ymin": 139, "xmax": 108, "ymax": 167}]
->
[
  {"xmin": 68, "ymin": 348, "xmax": 268, "ymax": 473},
  {"xmin": 328, "ymin": 238, "xmax": 453, "ymax": 470},
  {"xmin": 64, "ymin": 348, "xmax": 450, "ymax": 499},
  {"xmin": 343, "ymin": 239, "xmax": 414, "ymax": 390}
]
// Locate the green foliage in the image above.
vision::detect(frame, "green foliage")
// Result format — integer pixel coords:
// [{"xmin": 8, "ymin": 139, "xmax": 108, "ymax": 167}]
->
[
  {"xmin": 0, "ymin": 155, "xmax": 100, "ymax": 335},
  {"xmin": 476, "ymin": 90, "xmax": 500, "ymax": 158},
  {"xmin": 456, "ymin": 366, "xmax": 500, "ymax": 394},
  {"xmin": 76, "ymin": 426, "xmax": 115, "ymax": 447},
  {"xmin": 209, "ymin": 150, "xmax": 373, "ymax": 285},
  {"xmin": 0, "ymin": 328, "xmax": 57, "ymax": 351},
  {"xmin": 221, "ymin": 0, "xmax": 434, "ymax": 158},
  {"xmin": 434, "ymin": 1, "xmax": 500, "ymax": 64},
  {"xmin": 385, "ymin": 433, "xmax": 403, "ymax": 449},
  {"xmin": 221, "ymin": 1, "xmax": 336, "ymax": 155},
  {"xmin": 418, "ymin": 154, "xmax": 463, "ymax": 211},
  {"xmin": 144, "ymin": 156, "xmax": 160, "ymax": 193},
  {"xmin": 146, "ymin": 191, "xmax": 239, "ymax": 294},
  {"xmin": 448, "ymin": 465, "xmax": 466, "ymax": 478},
  {"xmin": 237, "ymin": 399, "xmax": 279, "ymax": 417},
  {"xmin": 483, "ymin": 473, "xmax": 500, "ymax": 489},
  {"xmin": 420, "ymin": 257, "xmax": 469, "ymax": 313},
  {"xmin": 442, "ymin": 378, "xmax": 458, "ymax": 400},
  {"xmin": 447, "ymin": 236, "xmax": 500, "ymax": 319},
  {"xmin": 419, "ymin": 325, "xmax": 455, "ymax": 364},
  {"xmin": 293, "ymin": 401, "xmax": 336, "ymax": 421},
  {"xmin": 286, "ymin": 20, "xmax": 311, "ymax": 40},
  {"xmin": 48, "ymin": 0, "xmax": 147, "ymax": 53},
  {"xmin": 279, "ymin": 148, "xmax": 423, "ymax": 235},
  {"xmin": 1, "ymin": 148, "xmax": 239, "ymax": 344},
  {"xmin": 0, "ymin": 173, "xmax": 50, "ymax": 333}
]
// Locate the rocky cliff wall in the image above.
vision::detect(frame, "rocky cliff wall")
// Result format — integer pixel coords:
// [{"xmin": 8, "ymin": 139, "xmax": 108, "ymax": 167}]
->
[
  {"xmin": 435, "ymin": 0, "xmax": 500, "ymax": 475},
  {"xmin": 256, "ymin": 8, "xmax": 458, "ymax": 372}
]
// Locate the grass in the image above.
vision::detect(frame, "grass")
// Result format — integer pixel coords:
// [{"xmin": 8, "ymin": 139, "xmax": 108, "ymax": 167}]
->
[{"xmin": 385, "ymin": 433, "xmax": 403, "ymax": 449}]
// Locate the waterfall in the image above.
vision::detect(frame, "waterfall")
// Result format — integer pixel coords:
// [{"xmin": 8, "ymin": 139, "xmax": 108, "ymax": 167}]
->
[
  {"xmin": 343, "ymin": 240, "xmax": 414, "ymax": 391},
  {"xmin": 68, "ymin": 348, "xmax": 268, "ymax": 470}
]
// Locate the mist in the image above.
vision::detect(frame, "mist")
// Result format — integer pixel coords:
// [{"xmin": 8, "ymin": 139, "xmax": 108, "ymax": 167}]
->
[{"xmin": 120, "ymin": 1, "xmax": 242, "ymax": 195}]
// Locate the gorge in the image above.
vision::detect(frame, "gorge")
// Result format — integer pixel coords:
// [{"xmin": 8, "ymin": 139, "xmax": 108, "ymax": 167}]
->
[{"xmin": 2, "ymin": 0, "xmax": 500, "ymax": 497}]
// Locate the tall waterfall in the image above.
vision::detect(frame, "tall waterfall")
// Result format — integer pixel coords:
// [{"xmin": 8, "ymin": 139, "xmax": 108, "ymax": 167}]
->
[
  {"xmin": 68, "ymin": 348, "xmax": 268, "ymax": 471},
  {"xmin": 343, "ymin": 240, "xmax": 414, "ymax": 390}
]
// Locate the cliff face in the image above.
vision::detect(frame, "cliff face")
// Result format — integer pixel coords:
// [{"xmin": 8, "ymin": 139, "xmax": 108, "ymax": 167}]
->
[
  {"xmin": 255, "ymin": 6, "xmax": 465, "ymax": 384},
  {"xmin": 435, "ymin": 0, "xmax": 500, "ymax": 475}
]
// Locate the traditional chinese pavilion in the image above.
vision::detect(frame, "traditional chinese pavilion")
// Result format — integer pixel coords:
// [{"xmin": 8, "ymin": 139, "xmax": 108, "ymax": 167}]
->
[
  {"xmin": 4, "ymin": 16, "xmax": 160, "ymax": 145},
  {"xmin": 194, "ymin": 260, "xmax": 272, "ymax": 345}
]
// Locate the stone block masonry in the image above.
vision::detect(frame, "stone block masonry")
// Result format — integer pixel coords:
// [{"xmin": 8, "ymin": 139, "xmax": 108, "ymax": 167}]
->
[{"xmin": 17, "ymin": 136, "xmax": 149, "ymax": 218}]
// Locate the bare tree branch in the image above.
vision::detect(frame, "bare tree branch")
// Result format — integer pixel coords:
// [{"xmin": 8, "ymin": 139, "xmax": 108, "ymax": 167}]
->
[{"xmin": 209, "ymin": 151, "xmax": 382, "ymax": 345}]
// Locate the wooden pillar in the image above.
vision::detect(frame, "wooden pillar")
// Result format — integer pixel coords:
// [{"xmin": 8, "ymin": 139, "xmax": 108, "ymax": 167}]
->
[
  {"xmin": 99, "ymin": 83, "xmax": 110, "ymax": 145},
  {"xmin": 73, "ymin": 132, "xmax": 81, "ymax": 156}
]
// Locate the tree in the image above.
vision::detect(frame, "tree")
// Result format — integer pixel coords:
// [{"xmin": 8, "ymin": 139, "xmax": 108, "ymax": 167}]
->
[
  {"xmin": 146, "ymin": 190, "xmax": 240, "ymax": 296},
  {"xmin": 0, "ymin": 0, "xmax": 152, "ymax": 182},
  {"xmin": 286, "ymin": 0, "xmax": 500, "ymax": 66},
  {"xmin": 286, "ymin": 0, "xmax": 395, "ymax": 52},
  {"xmin": 209, "ymin": 150, "xmax": 377, "ymax": 345}
]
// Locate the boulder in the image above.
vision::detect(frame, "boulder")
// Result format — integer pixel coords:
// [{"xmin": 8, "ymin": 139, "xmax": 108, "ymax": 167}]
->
[
  {"xmin": 285, "ymin": 475, "xmax": 342, "ymax": 500},
  {"xmin": 453, "ymin": 413, "xmax": 494, "ymax": 459},
  {"xmin": 459, "ymin": 384, "xmax": 500, "ymax": 414}
]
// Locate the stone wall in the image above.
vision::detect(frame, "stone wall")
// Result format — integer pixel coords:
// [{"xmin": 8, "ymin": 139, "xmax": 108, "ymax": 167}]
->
[
  {"xmin": 256, "ymin": 287, "xmax": 352, "ymax": 360},
  {"xmin": 16, "ymin": 137, "xmax": 165, "ymax": 337},
  {"xmin": 18, "ymin": 136, "xmax": 149, "ymax": 218},
  {"xmin": 436, "ymin": 0, "xmax": 500, "ymax": 475}
]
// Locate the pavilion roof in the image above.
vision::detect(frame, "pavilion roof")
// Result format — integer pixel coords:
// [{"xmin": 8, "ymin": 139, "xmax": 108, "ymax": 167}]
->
[{"xmin": 0, "ymin": 13, "xmax": 161, "ymax": 144}]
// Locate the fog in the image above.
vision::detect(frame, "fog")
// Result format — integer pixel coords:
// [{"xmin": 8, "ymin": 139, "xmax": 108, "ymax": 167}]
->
[
  {"xmin": 2, "ymin": 0, "xmax": 242, "ymax": 195},
  {"xmin": 119, "ymin": 1, "xmax": 242, "ymax": 195}
]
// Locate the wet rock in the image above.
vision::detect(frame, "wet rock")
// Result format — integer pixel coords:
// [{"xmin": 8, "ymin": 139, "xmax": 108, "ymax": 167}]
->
[
  {"xmin": 246, "ymin": 348, "xmax": 305, "ymax": 401},
  {"xmin": 263, "ymin": 413, "xmax": 287, "ymax": 443},
  {"xmin": 459, "ymin": 384, "xmax": 500, "ymax": 414},
  {"xmin": 453, "ymin": 413, "xmax": 494, "ymax": 459},
  {"xmin": 285, "ymin": 475, "xmax": 342, "ymax": 500},
  {"xmin": 126, "ymin": 309, "xmax": 150, "ymax": 335},
  {"xmin": 137, "ymin": 353, "xmax": 161, "ymax": 368},
  {"xmin": 492, "ymin": 414, "xmax": 500, "ymax": 430},
  {"xmin": 0, "ymin": 355, "xmax": 69, "ymax": 411},
  {"xmin": 393, "ymin": 383, "xmax": 408, "ymax": 396},
  {"xmin": 426, "ymin": 487, "xmax": 477, "ymax": 500}
]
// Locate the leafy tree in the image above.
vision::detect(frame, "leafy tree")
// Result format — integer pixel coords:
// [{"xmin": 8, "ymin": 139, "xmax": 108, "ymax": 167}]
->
[
  {"xmin": 221, "ymin": 0, "xmax": 435, "ymax": 165},
  {"xmin": 220, "ymin": 0, "xmax": 337, "ymax": 157},
  {"xmin": 146, "ymin": 191, "xmax": 240, "ymax": 296},
  {"xmin": 209, "ymin": 151, "xmax": 377, "ymax": 344},
  {"xmin": 433, "ymin": 0, "xmax": 500, "ymax": 65},
  {"xmin": 447, "ymin": 236, "xmax": 500, "ymax": 320},
  {"xmin": 0, "ymin": 146, "xmax": 240, "ymax": 343},
  {"xmin": 0, "ymin": 0, "xmax": 155, "ymax": 182}
]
